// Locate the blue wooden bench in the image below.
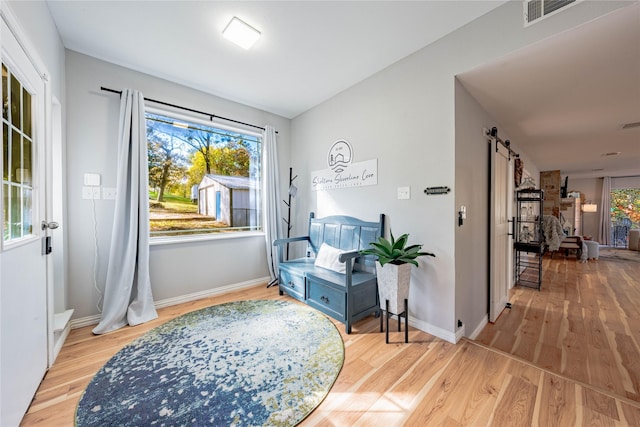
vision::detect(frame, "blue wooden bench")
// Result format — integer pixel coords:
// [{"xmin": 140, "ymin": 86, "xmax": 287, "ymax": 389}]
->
[{"xmin": 273, "ymin": 212, "xmax": 384, "ymax": 333}]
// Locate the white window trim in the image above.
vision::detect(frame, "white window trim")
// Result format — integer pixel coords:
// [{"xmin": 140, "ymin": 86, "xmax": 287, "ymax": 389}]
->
[
  {"xmin": 150, "ymin": 230, "xmax": 265, "ymax": 246},
  {"xmin": 145, "ymin": 106, "xmax": 263, "ymax": 139}
]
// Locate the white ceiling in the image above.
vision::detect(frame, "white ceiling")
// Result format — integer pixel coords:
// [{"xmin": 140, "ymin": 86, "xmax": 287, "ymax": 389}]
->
[
  {"xmin": 46, "ymin": 0, "xmax": 506, "ymax": 119},
  {"xmin": 458, "ymin": 3, "xmax": 640, "ymax": 179},
  {"xmin": 45, "ymin": 1, "xmax": 639, "ymax": 178}
]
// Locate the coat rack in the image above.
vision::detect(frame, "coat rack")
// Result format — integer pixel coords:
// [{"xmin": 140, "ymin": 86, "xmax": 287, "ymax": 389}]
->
[
  {"xmin": 267, "ymin": 167, "xmax": 297, "ymax": 288},
  {"xmin": 283, "ymin": 167, "xmax": 298, "ymax": 259}
]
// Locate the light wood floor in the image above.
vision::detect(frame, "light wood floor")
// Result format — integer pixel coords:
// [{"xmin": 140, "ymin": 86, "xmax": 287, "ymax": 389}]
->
[
  {"xmin": 22, "ymin": 273, "xmax": 640, "ymax": 426},
  {"xmin": 477, "ymin": 252, "xmax": 640, "ymax": 407}
]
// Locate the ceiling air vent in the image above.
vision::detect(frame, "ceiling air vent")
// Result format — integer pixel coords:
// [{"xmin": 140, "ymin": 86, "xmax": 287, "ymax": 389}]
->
[{"xmin": 524, "ymin": 0, "xmax": 580, "ymax": 26}]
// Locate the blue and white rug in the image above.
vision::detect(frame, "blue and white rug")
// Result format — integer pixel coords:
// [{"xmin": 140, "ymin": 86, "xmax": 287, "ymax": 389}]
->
[{"xmin": 76, "ymin": 299, "xmax": 344, "ymax": 426}]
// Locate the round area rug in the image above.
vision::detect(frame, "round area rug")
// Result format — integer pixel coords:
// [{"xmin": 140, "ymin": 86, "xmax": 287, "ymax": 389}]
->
[{"xmin": 76, "ymin": 300, "xmax": 344, "ymax": 426}]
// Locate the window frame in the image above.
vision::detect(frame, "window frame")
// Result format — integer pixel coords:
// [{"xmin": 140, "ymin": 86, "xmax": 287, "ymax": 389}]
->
[
  {"xmin": 2, "ymin": 61, "xmax": 39, "ymax": 249},
  {"xmin": 145, "ymin": 106, "xmax": 264, "ymax": 244}
]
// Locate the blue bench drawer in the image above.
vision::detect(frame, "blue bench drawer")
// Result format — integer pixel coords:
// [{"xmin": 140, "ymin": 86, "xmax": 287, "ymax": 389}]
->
[
  {"xmin": 307, "ymin": 278, "xmax": 345, "ymax": 322},
  {"xmin": 279, "ymin": 269, "xmax": 305, "ymax": 301}
]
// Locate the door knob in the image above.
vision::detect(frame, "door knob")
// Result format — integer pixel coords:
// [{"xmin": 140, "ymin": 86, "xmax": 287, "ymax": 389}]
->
[{"xmin": 41, "ymin": 221, "xmax": 59, "ymax": 230}]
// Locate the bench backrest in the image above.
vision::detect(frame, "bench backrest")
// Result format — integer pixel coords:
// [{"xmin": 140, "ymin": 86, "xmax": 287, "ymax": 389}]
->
[{"xmin": 307, "ymin": 212, "xmax": 385, "ymax": 273}]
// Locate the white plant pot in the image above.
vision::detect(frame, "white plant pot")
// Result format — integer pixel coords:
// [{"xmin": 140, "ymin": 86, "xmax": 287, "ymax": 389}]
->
[{"xmin": 375, "ymin": 261, "xmax": 411, "ymax": 315}]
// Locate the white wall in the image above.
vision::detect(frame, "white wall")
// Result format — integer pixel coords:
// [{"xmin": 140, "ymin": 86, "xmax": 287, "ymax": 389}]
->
[
  {"xmin": 7, "ymin": 0, "xmax": 633, "ymax": 334},
  {"xmin": 290, "ymin": 0, "xmax": 630, "ymax": 341},
  {"xmin": 65, "ymin": 51, "xmax": 291, "ymax": 319},
  {"xmin": 454, "ymin": 79, "xmax": 541, "ymax": 338},
  {"xmin": 6, "ymin": 1, "xmax": 65, "ymax": 97},
  {"xmin": 454, "ymin": 80, "xmax": 493, "ymax": 338}
]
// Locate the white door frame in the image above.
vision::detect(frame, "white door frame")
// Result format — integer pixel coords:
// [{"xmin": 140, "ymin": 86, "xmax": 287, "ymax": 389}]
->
[
  {"xmin": 1, "ymin": 0, "xmax": 58, "ymax": 363},
  {"xmin": 0, "ymin": 4, "xmax": 55, "ymax": 425}
]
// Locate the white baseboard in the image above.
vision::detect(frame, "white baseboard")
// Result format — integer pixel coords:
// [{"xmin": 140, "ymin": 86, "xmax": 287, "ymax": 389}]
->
[
  {"xmin": 409, "ymin": 317, "xmax": 458, "ymax": 344},
  {"xmin": 71, "ymin": 313, "xmax": 101, "ymax": 329},
  {"xmin": 70, "ymin": 277, "xmax": 270, "ymax": 330},
  {"xmin": 468, "ymin": 314, "xmax": 489, "ymax": 340},
  {"xmin": 455, "ymin": 324, "xmax": 466, "ymax": 343},
  {"xmin": 152, "ymin": 277, "xmax": 270, "ymax": 309}
]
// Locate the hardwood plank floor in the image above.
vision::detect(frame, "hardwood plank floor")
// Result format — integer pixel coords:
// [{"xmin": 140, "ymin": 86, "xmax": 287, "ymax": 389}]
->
[
  {"xmin": 21, "ymin": 277, "xmax": 640, "ymax": 426},
  {"xmin": 476, "ymin": 253, "xmax": 640, "ymax": 405}
]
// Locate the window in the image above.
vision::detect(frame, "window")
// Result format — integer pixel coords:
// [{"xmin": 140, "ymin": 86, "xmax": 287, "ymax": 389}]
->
[
  {"xmin": 145, "ymin": 111, "xmax": 262, "ymax": 237},
  {"xmin": 610, "ymin": 187, "xmax": 640, "ymax": 247},
  {"xmin": 2, "ymin": 63, "xmax": 34, "ymax": 243}
]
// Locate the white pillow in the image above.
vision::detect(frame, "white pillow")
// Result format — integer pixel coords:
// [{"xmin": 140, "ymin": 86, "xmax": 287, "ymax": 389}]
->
[{"xmin": 314, "ymin": 243, "xmax": 347, "ymax": 274}]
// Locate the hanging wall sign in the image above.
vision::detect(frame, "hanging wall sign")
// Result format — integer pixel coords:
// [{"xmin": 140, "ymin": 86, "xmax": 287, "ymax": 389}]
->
[{"xmin": 311, "ymin": 140, "xmax": 378, "ymax": 191}]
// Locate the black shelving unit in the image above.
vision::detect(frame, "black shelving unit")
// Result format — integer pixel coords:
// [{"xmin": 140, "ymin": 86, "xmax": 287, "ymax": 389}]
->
[{"xmin": 514, "ymin": 189, "xmax": 544, "ymax": 290}]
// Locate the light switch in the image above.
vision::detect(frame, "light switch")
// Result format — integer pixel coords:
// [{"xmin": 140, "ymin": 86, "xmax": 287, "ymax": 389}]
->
[
  {"xmin": 397, "ymin": 186, "xmax": 410, "ymax": 200},
  {"xmin": 84, "ymin": 173, "xmax": 101, "ymax": 186}
]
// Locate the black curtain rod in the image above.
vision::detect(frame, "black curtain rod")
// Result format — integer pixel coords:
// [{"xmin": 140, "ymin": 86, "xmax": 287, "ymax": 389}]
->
[{"xmin": 100, "ymin": 86, "xmax": 275, "ymax": 133}]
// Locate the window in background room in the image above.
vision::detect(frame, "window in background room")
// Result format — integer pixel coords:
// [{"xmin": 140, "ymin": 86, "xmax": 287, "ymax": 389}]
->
[
  {"xmin": 145, "ymin": 111, "xmax": 261, "ymax": 237},
  {"xmin": 610, "ymin": 187, "xmax": 640, "ymax": 247}
]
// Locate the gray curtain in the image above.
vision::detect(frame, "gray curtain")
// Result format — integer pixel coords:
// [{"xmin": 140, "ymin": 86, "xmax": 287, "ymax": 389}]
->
[
  {"xmin": 93, "ymin": 89, "xmax": 157, "ymax": 334},
  {"xmin": 598, "ymin": 176, "xmax": 611, "ymax": 245},
  {"xmin": 262, "ymin": 125, "xmax": 281, "ymax": 281}
]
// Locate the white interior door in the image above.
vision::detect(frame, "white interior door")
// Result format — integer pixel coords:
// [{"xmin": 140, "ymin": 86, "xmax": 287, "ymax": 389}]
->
[
  {"xmin": 0, "ymin": 18, "xmax": 49, "ymax": 426},
  {"xmin": 489, "ymin": 141, "xmax": 513, "ymax": 322}
]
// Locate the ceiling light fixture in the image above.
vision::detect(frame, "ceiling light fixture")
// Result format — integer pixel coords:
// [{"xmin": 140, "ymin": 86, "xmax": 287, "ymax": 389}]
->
[{"xmin": 223, "ymin": 17, "xmax": 261, "ymax": 50}]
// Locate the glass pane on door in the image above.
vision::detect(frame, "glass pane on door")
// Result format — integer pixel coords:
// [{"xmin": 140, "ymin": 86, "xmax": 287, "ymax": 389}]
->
[
  {"xmin": 2, "ymin": 62, "xmax": 34, "ymax": 243},
  {"xmin": 2, "ymin": 124, "xmax": 7, "ymax": 180},
  {"xmin": 10, "ymin": 74, "xmax": 20, "ymax": 129},
  {"xmin": 2, "ymin": 183, "xmax": 7, "ymax": 241},
  {"xmin": 2, "ymin": 64, "xmax": 7, "ymax": 120}
]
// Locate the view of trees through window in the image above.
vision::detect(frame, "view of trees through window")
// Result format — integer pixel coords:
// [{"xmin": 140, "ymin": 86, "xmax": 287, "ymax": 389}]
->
[
  {"xmin": 610, "ymin": 188, "xmax": 639, "ymax": 247},
  {"xmin": 146, "ymin": 112, "xmax": 261, "ymax": 236}
]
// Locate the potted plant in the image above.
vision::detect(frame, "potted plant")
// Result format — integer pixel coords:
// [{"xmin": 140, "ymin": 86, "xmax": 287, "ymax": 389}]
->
[{"xmin": 360, "ymin": 231, "xmax": 435, "ymax": 315}]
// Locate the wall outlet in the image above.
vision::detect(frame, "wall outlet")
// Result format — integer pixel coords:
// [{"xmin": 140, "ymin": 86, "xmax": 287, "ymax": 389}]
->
[
  {"xmin": 397, "ymin": 186, "xmax": 410, "ymax": 200},
  {"xmin": 102, "ymin": 187, "xmax": 117, "ymax": 200},
  {"xmin": 82, "ymin": 186, "xmax": 101, "ymax": 200}
]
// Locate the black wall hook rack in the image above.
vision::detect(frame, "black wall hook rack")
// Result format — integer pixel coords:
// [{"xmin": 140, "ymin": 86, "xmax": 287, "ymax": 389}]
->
[{"xmin": 424, "ymin": 186, "xmax": 451, "ymax": 195}]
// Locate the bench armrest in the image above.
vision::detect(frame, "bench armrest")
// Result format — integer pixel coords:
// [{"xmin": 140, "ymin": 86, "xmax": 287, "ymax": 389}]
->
[
  {"xmin": 338, "ymin": 250, "xmax": 361, "ymax": 263},
  {"xmin": 273, "ymin": 236, "xmax": 310, "ymax": 247},
  {"xmin": 273, "ymin": 236, "xmax": 310, "ymax": 263},
  {"xmin": 339, "ymin": 250, "xmax": 365, "ymax": 281}
]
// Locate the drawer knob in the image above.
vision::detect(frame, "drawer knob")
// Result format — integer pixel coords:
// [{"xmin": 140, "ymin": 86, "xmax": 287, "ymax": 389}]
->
[
  {"xmin": 321, "ymin": 295, "xmax": 330, "ymax": 304},
  {"xmin": 289, "ymin": 281, "xmax": 295, "ymax": 288}
]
